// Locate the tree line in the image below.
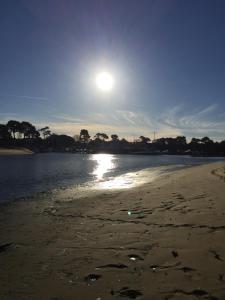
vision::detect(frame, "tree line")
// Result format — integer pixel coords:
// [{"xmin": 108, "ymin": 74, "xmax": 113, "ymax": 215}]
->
[{"xmin": 1, "ymin": 119, "xmax": 225, "ymax": 156}]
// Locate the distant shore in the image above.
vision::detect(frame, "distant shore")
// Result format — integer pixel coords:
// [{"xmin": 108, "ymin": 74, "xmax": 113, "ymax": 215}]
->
[
  {"xmin": 0, "ymin": 162, "xmax": 225, "ymax": 299},
  {"xmin": 0, "ymin": 147, "xmax": 33, "ymax": 155}
]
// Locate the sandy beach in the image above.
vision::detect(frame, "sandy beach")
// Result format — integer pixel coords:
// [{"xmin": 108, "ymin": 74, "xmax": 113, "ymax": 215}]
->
[
  {"xmin": 0, "ymin": 147, "xmax": 33, "ymax": 155},
  {"xmin": 0, "ymin": 162, "xmax": 225, "ymax": 300}
]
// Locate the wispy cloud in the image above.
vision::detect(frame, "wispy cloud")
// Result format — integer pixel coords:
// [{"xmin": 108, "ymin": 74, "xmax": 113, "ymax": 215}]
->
[
  {"xmin": 1, "ymin": 103, "xmax": 224, "ymax": 140},
  {"xmin": 47, "ymin": 110, "xmax": 182, "ymax": 139},
  {"xmin": 157, "ymin": 103, "xmax": 225, "ymax": 140},
  {"xmin": 0, "ymin": 94, "xmax": 48, "ymax": 101},
  {"xmin": 49, "ymin": 104, "xmax": 225, "ymax": 140}
]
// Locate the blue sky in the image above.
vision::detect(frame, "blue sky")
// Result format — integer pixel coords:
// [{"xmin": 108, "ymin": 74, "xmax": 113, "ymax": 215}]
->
[{"xmin": 1, "ymin": 0, "xmax": 225, "ymax": 140}]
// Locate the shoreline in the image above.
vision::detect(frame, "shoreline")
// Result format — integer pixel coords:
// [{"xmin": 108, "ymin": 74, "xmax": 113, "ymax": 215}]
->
[
  {"xmin": 0, "ymin": 162, "xmax": 225, "ymax": 299},
  {"xmin": 0, "ymin": 163, "xmax": 189, "ymax": 203},
  {"xmin": 0, "ymin": 147, "xmax": 33, "ymax": 155},
  {"xmin": 1, "ymin": 160, "xmax": 224, "ymax": 203}
]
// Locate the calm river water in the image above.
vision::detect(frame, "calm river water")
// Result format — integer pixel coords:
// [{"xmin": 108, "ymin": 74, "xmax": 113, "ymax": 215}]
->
[{"xmin": 0, "ymin": 153, "xmax": 224, "ymax": 201}]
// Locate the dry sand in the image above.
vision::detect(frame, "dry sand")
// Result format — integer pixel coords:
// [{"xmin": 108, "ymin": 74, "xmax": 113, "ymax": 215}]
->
[
  {"xmin": 0, "ymin": 162, "xmax": 225, "ymax": 300},
  {"xmin": 0, "ymin": 147, "xmax": 33, "ymax": 155}
]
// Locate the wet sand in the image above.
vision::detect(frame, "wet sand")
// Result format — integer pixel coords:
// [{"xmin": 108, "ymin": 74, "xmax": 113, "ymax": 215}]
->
[
  {"xmin": 0, "ymin": 147, "xmax": 33, "ymax": 155},
  {"xmin": 0, "ymin": 162, "xmax": 225, "ymax": 300}
]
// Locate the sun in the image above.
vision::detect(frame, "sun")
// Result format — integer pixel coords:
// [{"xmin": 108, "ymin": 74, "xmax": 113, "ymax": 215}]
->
[{"xmin": 96, "ymin": 72, "xmax": 114, "ymax": 92}]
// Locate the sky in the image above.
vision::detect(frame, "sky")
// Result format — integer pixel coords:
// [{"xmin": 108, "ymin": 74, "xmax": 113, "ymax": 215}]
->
[{"xmin": 1, "ymin": 0, "xmax": 225, "ymax": 141}]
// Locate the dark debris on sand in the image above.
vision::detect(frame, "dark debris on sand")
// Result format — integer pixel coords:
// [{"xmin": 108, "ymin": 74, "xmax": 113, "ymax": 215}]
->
[
  {"xmin": 0, "ymin": 243, "xmax": 13, "ymax": 253},
  {"xmin": 111, "ymin": 287, "xmax": 143, "ymax": 299},
  {"xmin": 84, "ymin": 274, "xmax": 102, "ymax": 284}
]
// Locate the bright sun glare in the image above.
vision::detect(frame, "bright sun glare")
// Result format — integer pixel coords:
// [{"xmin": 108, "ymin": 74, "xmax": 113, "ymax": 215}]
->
[{"xmin": 96, "ymin": 72, "xmax": 114, "ymax": 92}]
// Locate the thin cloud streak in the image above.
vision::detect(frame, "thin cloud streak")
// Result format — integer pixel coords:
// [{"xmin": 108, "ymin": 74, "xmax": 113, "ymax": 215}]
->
[
  {"xmin": 0, "ymin": 94, "xmax": 49, "ymax": 101},
  {"xmin": 158, "ymin": 104, "xmax": 225, "ymax": 139},
  {"xmin": 38, "ymin": 121, "xmax": 181, "ymax": 141},
  {"xmin": 1, "ymin": 104, "xmax": 225, "ymax": 141},
  {"xmin": 52, "ymin": 104, "xmax": 225, "ymax": 140}
]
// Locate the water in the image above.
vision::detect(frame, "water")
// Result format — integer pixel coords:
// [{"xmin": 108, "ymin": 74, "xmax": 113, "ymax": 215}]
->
[{"xmin": 0, "ymin": 153, "xmax": 224, "ymax": 201}]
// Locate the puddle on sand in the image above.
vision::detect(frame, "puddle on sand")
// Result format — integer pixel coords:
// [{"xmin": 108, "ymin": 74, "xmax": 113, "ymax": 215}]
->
[
  {"xmin": 96, "ymin": 263, "xmax": 128, "ymax": 269},
  {"xmin": 84, "ymin": 274, "xmax": 102, "ymax": 284},
  {"xmin": 128, "ymin": 254, "xmax": 144, "ymax": 261}
]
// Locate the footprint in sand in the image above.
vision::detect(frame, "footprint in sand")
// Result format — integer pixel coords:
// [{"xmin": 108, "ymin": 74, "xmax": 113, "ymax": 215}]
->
[
  {"xmin": 0, "ymin": 243, "xmax": 13, "ymax": 253},
  {"xmin": 165, "ymin": 289, "xmax": 218, "ymax": 300},
  {"xmin": 219, "ymin": 274, "xmax": 225, "ymax": 282},
  {"xmin": 209, "ymin": 250, "xmax": 223, "ymax": 261},
  {"xmin": 96, "ymin": 263, "xmax": 128, "ymax": 269},
  {"xmin": 111, "ymin": 287, "xmax": 143, "ymax": 299}
]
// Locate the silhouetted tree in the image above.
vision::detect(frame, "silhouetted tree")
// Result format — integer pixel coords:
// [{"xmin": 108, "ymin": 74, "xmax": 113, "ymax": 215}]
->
[
  {"xmin": 80, "ymin": 129, "xmax": 90, "ymax": 143},
  {"xmin": 7, "ymin": 120, "xmax": 21, "ymax": 138},
  {"xmin": 139, "ymin": 136, "xmax": 151, "ymax": 143},
  {"xmin": 219, "ymin": 140, "xmax": 225, "ymax": 155},
  {"xmin": 111, "ymin": 134, "xmax": 119, "ymax": 141},
  {"xmin": 21, "ymin": 121, "xmax": 39, "ymax": 139},
  {"xmin": 200, "ymin": 136, "xmax": 214, "ymax": 155},
  {"xmin": 2, "ymin": 118, "xmax": 225, "ymax": 155},
  {"xmin": 39, "ymin": 127, "xmax": 51, "ymax": 139},
  {"xmin": 175, "ymin": 136, "xmax": 186, "ymax": 145},
  {"xmin": 94, "ymin": 133, "xmax": 109, "ymax": 141},
  {"xmin": 46, "ymin": 134, "xmax": 74, "ymax": 149},
  {"xmin": 174, "ymin": 136, "xmax": 187, "ymax": 153},
  {"xmin": 120, "ymin": 138, "xmax": 128, "ymax": 144},
  {"xmin": 201, "ymin": 136, "xmax": 213, "ymax": 144},
  {"xmin": 189, "ymin": 138, "xmax": 202, "ymax": 153},
  {"xmin": 44, "ymin": 129, "xmax": 51, "ymax": 139},
  {"xmin": 190, "ymin": 138, "xmax": 201, "ymax": 144},
  {"xmin": 0, "ymin": 124, "xmax": 10, "ymax": 140}
]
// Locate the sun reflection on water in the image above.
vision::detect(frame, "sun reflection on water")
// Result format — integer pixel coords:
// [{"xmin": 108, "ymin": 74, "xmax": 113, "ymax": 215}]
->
[
  {"xmin": 91, "ymin": 154, "xmax": 115, "ymax": 180},
  {"xmin": 90, "ymin": 154, "xmax": 166, "ymax": 190}
]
